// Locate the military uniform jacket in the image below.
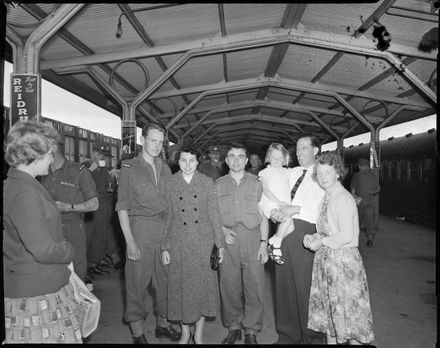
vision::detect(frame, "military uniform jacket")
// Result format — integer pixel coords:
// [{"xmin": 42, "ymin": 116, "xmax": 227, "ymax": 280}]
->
[
  {"xmin": 3, "ymin": 168, "xmax": 75, "ymax": 298},
  {"xmin": 115, "ymin": 153, "xmax": 171, "ymax": 217},
  {"xmin": 40, "ymin": 159, "xmax": 97, "ymax": 220},
  {"xmin": 215, "ymin": 172, "xmax": 263, "ymax": 230}
]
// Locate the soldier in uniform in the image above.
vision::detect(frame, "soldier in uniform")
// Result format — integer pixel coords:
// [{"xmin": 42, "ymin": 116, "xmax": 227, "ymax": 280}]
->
[
  {"xmin": 40, "ymin": 132, "xmax": 98, "ymax": 282},
  {"xmin": 350, "ymin": 158, "xmax": 380, "ymax": 247},
  {"xmin": 116, "ymin": 122, "xmax": 181, "ymax": 344},
  {"xmin": 215, "ymin": 141, "xmax": 269, "ymax": 344},
  {"xmin": 84, "ymin": 143, "xmax": 122, "ymax": 277},
  {"xmin": 197, "ymin": 147, "xmax": 223, "ymax": 181}
]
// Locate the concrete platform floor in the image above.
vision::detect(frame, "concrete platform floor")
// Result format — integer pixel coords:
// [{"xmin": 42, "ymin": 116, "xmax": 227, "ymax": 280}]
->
[{"xmin": 86, "ymin": 215, "xmax": 436, "ymax": 347}]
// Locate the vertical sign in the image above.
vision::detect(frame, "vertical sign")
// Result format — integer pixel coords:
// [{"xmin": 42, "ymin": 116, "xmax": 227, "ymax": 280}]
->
[
  {"xmin": 10, "ymin": 73, "xmax": 41, "ymax": 124},
  {"xmin": 121, "ymin": 120, "xmax": 137, "ymax": 155}
]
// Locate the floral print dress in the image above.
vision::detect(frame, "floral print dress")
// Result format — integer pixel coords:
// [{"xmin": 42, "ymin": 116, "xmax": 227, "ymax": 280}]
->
[{"xmin": 307, "ymin": 194, "xmax": 375, "ymax": 344}]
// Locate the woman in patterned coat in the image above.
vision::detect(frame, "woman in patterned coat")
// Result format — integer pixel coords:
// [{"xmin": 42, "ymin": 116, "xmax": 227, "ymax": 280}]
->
[{"xmin": 161, "ymin": 146, "xmax": 226, "ymax": 344}]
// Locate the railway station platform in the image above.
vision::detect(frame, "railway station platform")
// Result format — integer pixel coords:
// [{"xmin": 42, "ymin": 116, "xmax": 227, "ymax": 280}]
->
[{"xmin": 86, "ymin": 215, "xmax": 436, "ymax": 347}]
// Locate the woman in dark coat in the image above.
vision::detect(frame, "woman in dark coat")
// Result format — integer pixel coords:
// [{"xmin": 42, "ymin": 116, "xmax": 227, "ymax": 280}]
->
[
  {"xmin": 3, "ymin": 121, "xmax": 81, "ymax": 343},
  {"xmin": 161, "ymin": 146, "xmax": 226, "ymax": 344}
]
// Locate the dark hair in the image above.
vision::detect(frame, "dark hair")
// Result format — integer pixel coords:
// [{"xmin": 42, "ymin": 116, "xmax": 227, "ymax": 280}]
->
[
  {"xmin": 264, "ymin": 143, "xmax": 290, "ymax": 166},
  {"xmin": 297, "ymin": 134, "xmax": 320, "ymax": 149},
  {"xmin": 312, "ymin": 151, "xmax": 345, "ymax": 182},
  {"xmin": 226, "ymin": 141, "xmax": 248, "ymax": 157},
  {"xmin": 141, "ymin": 122, "xmax": 166, "ymax": 137},
  {"xmin": 177, "ymin": 145, "xmax": 198, "ymax": 161}
]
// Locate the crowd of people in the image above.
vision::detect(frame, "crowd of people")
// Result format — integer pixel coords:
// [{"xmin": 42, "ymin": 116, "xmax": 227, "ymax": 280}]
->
[{"xmin": 3, "ymin": 119, "xmax": 376, "ymax": 344}]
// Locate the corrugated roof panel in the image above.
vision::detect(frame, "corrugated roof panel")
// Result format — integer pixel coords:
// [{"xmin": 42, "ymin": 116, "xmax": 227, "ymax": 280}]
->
[
  {"xmin": 170, "ymin": 55, "xmax": 224, "ymax": 89},
  {"xmin": 133, "ymin": 4, "xmax": 220, "ymax": 46},
  {"xmin": 227, "ymin": 47, "xmax": 273, "ymax": 81},
  {"xmin": 279, "ymin": 45, "xmax": 336, "ymax": 83},
  {"xmin": 300, "ymin": 2, "xmax": 386, "ymax": 36},
  {"xmin": 318, "ymin": 54, "xmax": 396, "ymax": 93},
  {"xmin": 223, "ymin": 4, "xmax": 286, "ymax": 35}
]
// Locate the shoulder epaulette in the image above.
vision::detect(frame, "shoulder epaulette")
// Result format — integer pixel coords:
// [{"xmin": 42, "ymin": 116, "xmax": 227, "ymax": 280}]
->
[
  {"xmin": 78, "ymin": 164, "xmax": 86, "ymax": 171},
  {"xmin": 122, "ymin": 163, "xmax": 131, "ymax": 168}
]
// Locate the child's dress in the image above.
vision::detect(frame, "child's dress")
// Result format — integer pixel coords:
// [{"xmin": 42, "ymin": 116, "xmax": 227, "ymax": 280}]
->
[
  {"xmin": 307, "ymin": 193, "xmax": 375, "ymax": 344},
  {"xmin": 257, "ymin": 165, "xmax": 291, "ymax": 219}
]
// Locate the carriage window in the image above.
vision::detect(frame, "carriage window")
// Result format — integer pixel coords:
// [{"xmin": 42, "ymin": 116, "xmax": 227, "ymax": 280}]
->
[
  {"xmin": 395, "ymin": 160, "xmax": 401, "ymax": 180},
  {"xmin": 64, "ymin": 136, "xmax": 75, "ymax": 162},
  {"xmin": 111, "ymin": 146, "xmax": 117, "ymax": 167},
  {"xmin": 379, "ymin": 161, "xmax": 385, "ymax": 180},
  {"xmin": 79, "ymin": 139, "xmax": 88, "ymax": 163},
  {"xmin": 422, "ymin": 158, "xmax": 433, "ymax": 184},
  {"xmin": 400, "ymin": 159, "xmax": 407, "ymax": 181},
  {"xmin": 389, "ymin": 160, "xmax": 397, "ymax": 180},
  {"xmin": 407, "ymin": 159, "xmax": 420, "ymax": 182}
]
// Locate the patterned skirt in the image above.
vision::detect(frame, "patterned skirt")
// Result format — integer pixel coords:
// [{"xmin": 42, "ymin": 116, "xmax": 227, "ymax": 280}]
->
[
  {"xmin": 4, "ymin": 282, "xmax": 83, "ymax": 343},
  {"xmin": 307, "ymin": 246, "xmax": 374, "ymax": 344}
]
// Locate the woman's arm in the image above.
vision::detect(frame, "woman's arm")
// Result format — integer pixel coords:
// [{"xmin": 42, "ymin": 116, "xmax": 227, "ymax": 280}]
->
[{"xmin": 10, "ymin": 192, "xmax": 74, "ymax": 264}]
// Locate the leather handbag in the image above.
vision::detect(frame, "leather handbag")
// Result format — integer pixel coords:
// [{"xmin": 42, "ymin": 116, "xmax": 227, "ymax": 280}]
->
[
  {"xmin": 210, "ymin": 244, "xmax": 220, "ymax": 271},
  {"xmin": 68, "ymin": 263, "xmax": 101, "ymax": 338}
]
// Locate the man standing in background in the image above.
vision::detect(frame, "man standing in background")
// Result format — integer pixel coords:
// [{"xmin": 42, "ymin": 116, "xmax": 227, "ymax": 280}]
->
[
  {"xmin": 350, "ymin": 158, "xmax": 380, "ymax": 247},
  {"xmin": 40, "ymin": 131, "xmax": 99, "ymax": 282},
  {"xmin": 85, "ymin": 143, "xmax": 122, "ymax": 278}
]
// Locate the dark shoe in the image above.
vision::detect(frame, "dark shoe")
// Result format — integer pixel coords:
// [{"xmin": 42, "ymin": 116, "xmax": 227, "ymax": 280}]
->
[
  {"xmin": 367, "ymin": 239, "xmax": 373, "ymax": 247},
  {"xmin": 155, "ymin": 325, "xmax": 181, "ymax": 341},
  {"xmin": 244, "ymin": 333, "xmax": 257, "ymax": 344},
  {"xmin": 133, "ymin": 333, "xmax": 148, "ymax": 344},
  {"xmin": 221, "ymin": 329, "xmax": 242, "ymax": 344}
]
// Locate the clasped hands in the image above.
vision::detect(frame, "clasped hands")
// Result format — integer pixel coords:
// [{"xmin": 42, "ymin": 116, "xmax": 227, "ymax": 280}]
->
[{"xmin": 303, "ymin": 233, "xmax": 322, "ymax": 252}]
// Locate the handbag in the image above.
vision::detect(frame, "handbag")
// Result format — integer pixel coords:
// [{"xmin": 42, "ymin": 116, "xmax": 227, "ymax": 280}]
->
[
  {"xmin": 210, "ymin": 244, "xmax": 220, "ymax": 271},
  {"xmin": 68, "ymin": 263, "xmax": 101, "ymax": 338}
]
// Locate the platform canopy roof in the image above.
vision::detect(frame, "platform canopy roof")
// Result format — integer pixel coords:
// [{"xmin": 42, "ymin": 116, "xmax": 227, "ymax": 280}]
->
[{"xmin": 5, "ymin": 2, "xmax": 438, "ymax": 153}]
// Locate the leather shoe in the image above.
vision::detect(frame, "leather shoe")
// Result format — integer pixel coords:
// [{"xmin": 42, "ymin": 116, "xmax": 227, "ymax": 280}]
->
[
  {"xmin": 366, "ymin": 239, "xmax": 373, "ymax": 247},
  {"xmin": 244, "ymin": 333, "xmax": 257, "ymax": 344},
  {"xmin": 221, "ymin": 329, "xmax": 242, "ymax": 344},
  {"xmin": 133, "ymin": 334, "xmax": 148, "ymax": 344},
  {"xmin": 155, "ymin": 325, "xmax": 181, "ymax": 341}
]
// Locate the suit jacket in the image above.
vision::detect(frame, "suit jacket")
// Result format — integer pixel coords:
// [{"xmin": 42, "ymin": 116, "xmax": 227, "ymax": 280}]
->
[{"xmin": 3, "ymin": 168, "xmax": 75, "ymax": 298}]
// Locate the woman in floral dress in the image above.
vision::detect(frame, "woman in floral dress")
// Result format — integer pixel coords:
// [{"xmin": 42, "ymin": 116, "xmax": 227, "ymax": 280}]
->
[{"xmin": 303, "ymin": 152, "xmax": 374, "ymax": 345}]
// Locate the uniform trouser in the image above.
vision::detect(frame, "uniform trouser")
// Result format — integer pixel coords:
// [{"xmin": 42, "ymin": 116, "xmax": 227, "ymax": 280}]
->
[
  {"xmin": 86, "ymin": 196, "xmax": 114, "ymax": 266},
  {"xmin": 358, "ymin": 197, "xmax": 377, "ymax": 240},
  {"xmin": 219, "ymin": 225, "xmax": 264, "ymax": 334},
  {"xmin": 61, "ymin": 218, "xmax": 87, "ymax": 281},
  {"xmin": 124, "ymin": 215, "xmax": 169, "ymax": 335},
  {"xmin": 275, "ymin": 219, "xmax": 325, "ymax": 344}
]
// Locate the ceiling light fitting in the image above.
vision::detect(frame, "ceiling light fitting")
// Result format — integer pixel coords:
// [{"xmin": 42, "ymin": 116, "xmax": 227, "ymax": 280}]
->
[{"xmin": 115, "ymin": 13, "xmax": 124, "ymax": 39}]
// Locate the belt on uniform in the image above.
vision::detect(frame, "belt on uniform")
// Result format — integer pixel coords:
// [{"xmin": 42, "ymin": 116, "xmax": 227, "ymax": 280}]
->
[{"xmin": 61, "ymin": 213, "xmax": 84, "ymax": 221}]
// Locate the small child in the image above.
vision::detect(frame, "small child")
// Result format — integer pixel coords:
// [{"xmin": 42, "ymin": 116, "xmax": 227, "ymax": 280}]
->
[{"xmin": 258, "ymin": 143, "xmax": 293, "ymax": 264}]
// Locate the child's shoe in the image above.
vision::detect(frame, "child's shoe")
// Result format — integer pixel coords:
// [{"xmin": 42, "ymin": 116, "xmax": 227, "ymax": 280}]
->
[{"xmin": 267, "ymin": 242, "xmax": 285, "ymax": 264}]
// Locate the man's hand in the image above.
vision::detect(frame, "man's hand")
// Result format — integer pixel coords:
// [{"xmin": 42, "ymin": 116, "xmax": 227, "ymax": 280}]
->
[
  {"xmin": 55, "ymin": 201, "xmax": 71, "ymax": 212},
  {"xmin": 222, "ymin": 226, "xmax": 238, "ymax": 244},
  {"xmin": 126, "ymin": 240, "xmax": 141, "ymax": 261},
  {"xmin": 257, "ymin": 244, "xmax": 269, "ymax": 264},
  {"xmin": 161, "ymin": 250, "xmax": 170, "ymax": 265},
  {"xmin": 303, "ymin": 234, "xmax": 314, "ymax": 249},
  {"xmin": 308, "ymin": 237, "xmax": 322, "ymax": 252},
  {"xmin": 271, "ymin": 205, "xmax": 300, "ymax": 222}
]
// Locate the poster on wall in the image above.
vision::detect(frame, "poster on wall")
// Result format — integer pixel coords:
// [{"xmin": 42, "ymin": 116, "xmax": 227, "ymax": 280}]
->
[
  {"xmin": 121, "ymin": 120, "xmax": 137, "ymax": 156},
  {"xmin": 10, "ymin": 73, "xmax": 40, "ymax": 124}
]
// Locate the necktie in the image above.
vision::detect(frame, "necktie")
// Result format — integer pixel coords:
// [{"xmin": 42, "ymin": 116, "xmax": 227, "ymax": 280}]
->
[{"xmin": 290, "ymin": 169, "xmax": 307, "ymax": 200}]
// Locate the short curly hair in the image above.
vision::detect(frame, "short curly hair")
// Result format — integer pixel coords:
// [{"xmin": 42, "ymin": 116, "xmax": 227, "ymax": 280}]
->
[
  {"xmin": 177, "ymin": 145, "xmax": 198, "ymax": 161},
  {"xmin": 4, "ymin": 120, "xmax": 58, "ymax": 167},
  {"xmin": 312, "ymin": 151, "xmax": 345, "ymax": 182}
]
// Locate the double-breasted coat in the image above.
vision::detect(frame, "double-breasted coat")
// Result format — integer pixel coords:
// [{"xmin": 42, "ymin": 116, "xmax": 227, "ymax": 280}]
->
[{"xmin": 162, "ymin": 170, "xmax": 226, "ymax": 324}]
